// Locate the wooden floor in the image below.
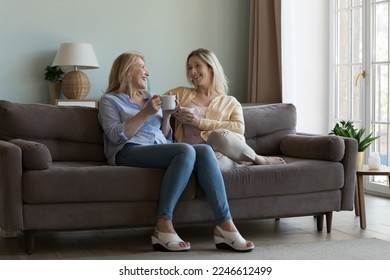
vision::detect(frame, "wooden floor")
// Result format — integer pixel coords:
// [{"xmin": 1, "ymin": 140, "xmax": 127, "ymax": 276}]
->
[{"xmin": 1, "ymin": 194, "xmax": 389, "ymax": 260}]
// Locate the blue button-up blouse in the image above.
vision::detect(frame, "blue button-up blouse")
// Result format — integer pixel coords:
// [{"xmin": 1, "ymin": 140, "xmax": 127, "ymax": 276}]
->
[{"xmin": 98, "ymin": 91, "xmax": 172, "ymax": 165}]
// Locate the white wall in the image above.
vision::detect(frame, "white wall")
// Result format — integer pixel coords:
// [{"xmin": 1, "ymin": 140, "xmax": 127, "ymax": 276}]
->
[
  {"xmin": 282, "ymin": 0, "xmax": 329, "ymax": 134},
  {"xmin": 0, "ymin": 0, "xmax": 249, "ymax": 103}
]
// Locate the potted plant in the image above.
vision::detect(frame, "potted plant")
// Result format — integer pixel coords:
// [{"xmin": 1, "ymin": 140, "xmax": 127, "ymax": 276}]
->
[
  {"xmin": 44, "ymin": 66, "xmax": 64, "ymax": 101},
  {"xmin": 330, "ymin": 120, "xmax": 380, "ymax": 169},
  {"xmin": 44, "ymin": 66, "xmax": 64, "ymax": 83}
]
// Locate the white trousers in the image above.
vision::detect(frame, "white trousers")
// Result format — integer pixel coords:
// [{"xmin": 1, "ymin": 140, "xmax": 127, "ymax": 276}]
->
[{"xmin": 206, "ymin": 128, "xmax": 257, "ymax": 171}]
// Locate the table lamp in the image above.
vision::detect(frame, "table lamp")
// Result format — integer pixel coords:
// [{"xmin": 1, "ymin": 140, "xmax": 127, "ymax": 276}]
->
[{"xmin": 52, "ymin": 43, "xmax": 99, "ymax": 99}]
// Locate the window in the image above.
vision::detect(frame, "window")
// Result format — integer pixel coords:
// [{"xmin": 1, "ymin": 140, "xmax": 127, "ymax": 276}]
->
[{"xmin": 331, "ymin": 0, "xmax": 390, "ymax": 197}]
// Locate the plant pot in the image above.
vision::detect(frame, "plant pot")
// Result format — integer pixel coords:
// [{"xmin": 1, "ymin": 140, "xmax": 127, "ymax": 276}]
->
[
  {"xmin": 356, "ymin": 151, "xmax": 364, "ymax": 171},
  {"xmin": 49, "ymin": 82, "xmax": 61, "ymax": 100}
]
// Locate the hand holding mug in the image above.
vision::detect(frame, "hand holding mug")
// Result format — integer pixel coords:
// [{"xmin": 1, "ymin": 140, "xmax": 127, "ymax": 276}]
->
[
  {"xmin": 175, "ymin": 107, "xmax": 199, "ymax": 126},
  {"xmin": 145, "ymin": 95, "xmax": 161, "ymax": 114}
]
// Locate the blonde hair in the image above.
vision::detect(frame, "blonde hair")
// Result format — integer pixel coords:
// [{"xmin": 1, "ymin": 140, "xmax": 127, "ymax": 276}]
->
[
  {"xmin": 186, "ymin": 48, "xmax": 228, "ymax": 95},
  {"xmin": 105, "ymin": 52, "xmax": 145, "ymax": 93}
]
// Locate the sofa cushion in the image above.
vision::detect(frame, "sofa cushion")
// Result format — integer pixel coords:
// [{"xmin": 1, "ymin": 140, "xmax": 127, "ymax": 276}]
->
[
  {"xmin": 243, "ymin": 103, "xmax": 296, "ymax": 155},
  {"xmin": 280, "ymin": 135, "xmax": 345, "ymax": 161},
  {"xmin": 22, "ymin": 162, "xmax": 197, "ymax": 203},
  {"xmin": 10, "ymin": 139, "xmax": 52, "ymax": 170},
  {"xmin": 222, "ymin": 158, "xmax": 344, "ymax": 200},
  {"xmin": 0, "ymin": 100, "xmax": 105, "ymax": 162}
]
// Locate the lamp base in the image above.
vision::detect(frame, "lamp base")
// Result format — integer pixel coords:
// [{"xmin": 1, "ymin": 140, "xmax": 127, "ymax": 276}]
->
[{"xmin": 61, "ymin": 70, "xmax": 91, "ymax": 99}]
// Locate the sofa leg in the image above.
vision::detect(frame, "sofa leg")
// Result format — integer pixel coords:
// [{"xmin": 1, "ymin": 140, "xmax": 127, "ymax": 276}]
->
[
  {"xmin": 326, "ymin": 212, "xmax": 333, "ymax": 233},
  {"xmin": 316, "ymin": 212, "xmax": 333, "ymax": 233},
  {"xmin": 316, "ymin": 215, "xmax": 324, "ymax": 231},
  {"xmin": 24, "ymin": 230, "xmax": 36, "ymax": 254}
]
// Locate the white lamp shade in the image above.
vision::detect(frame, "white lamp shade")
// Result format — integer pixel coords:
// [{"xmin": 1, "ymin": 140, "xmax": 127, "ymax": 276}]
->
[{"xmin": 52, "ymin": 43, "xmax": 99, "ymax": 69}]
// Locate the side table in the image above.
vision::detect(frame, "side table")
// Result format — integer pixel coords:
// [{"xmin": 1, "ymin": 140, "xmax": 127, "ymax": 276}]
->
[
  {"xmin": 355, "ymin": 165, "xmax": 390, "ymax": 229},
  {"xmin": 52, "ymin": 99, "xmax": 99, "ymax": 108}
]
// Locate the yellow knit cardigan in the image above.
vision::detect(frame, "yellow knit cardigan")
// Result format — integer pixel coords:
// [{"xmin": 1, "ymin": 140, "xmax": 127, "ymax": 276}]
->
[{"xmin": 165, "ymin": 87, "xmax": 245, "ymax": 143}]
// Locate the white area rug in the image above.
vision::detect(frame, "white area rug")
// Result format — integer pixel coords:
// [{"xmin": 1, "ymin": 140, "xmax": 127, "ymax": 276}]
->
[{"xmin": 83, "ymin": 238, "xmax": 390, "ymax": 260}]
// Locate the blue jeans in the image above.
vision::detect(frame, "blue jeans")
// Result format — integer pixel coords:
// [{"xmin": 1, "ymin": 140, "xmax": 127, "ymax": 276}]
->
[{"xmin": 116, "ymin": 143, "xmax": 232, "ymax": 225}]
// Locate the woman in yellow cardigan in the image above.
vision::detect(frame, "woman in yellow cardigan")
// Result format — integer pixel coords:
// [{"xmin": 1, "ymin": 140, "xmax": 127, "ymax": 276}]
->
[{"xmin": 165, "ymin": 48, "xmax": 285, "ymax": 170}]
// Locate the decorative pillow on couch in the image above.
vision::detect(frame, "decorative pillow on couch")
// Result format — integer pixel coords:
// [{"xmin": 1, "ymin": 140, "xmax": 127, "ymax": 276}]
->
[
  {"xmin": 9, "ymin": 139, "xmax": 52, "ymax": 170},
  {"xmin": 280, "ymin": 135, "xmax": 345, "ymax": 162}
]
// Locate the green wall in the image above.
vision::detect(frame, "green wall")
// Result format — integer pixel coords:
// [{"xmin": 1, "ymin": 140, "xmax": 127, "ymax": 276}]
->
[{"xmin": 0, "ymin": 0, "xmax": 249, "ymax": 103}]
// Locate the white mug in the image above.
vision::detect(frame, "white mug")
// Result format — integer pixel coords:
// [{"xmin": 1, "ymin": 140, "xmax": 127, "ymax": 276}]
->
[{"xmin": 160, "ymin": 95, "xmax": 176, "ymax": 110}]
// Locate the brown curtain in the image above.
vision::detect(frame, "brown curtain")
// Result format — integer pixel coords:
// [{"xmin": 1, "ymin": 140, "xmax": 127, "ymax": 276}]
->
[{"xmin": 248, "ymin": 0, "xmax": 282, "ymax": 103}]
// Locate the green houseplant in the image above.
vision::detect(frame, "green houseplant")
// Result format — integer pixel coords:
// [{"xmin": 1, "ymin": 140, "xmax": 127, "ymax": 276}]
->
[
  {"xmin": 329, "ymin": 120, "xmax": 380, "ymax": 152},
  {"xmin": 44, "ymin": 66, "xmax": 64, "ymax": 83},
  {"xmin": 44, "ymin": 66, "xmax": 64, "ymax": 101},
  {"xmin": 330, "ymin": 120, "xmax": 380, "ymax": 170}
]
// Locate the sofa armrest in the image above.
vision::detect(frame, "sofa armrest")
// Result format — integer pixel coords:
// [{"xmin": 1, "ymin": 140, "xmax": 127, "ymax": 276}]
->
[
  {"xmin": 280, "ymin": 134, "xmax": 358, "ymax": 211},
  {"xmin": 0, "ymin": 140, "xmax": 24, "ymax": 232},
  {"xmin": 339, "ymin": 137, "xmax": 358, "ymax": 210},
  {"xmin": 280, "ymin": 134, "xmax": 345, "ymax": 162},
  {"xmin": 9, "ymin": 139, "xmax": 52, "ymax": 170}
]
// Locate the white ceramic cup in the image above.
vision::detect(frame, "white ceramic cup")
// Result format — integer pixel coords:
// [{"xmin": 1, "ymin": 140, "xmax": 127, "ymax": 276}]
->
[
  {"xmin": 180, "ymin": 107, "xmax": 195, "ymax": 113},
  {"xmin": 160, "ymin": 95, "xmax": 176, "ymax": 110}
]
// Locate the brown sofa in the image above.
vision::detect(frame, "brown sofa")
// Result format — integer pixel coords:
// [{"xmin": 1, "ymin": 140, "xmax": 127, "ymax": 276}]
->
[{"xmin": 0, "ymin": 100, "xmax": 358, "ymax": 253}]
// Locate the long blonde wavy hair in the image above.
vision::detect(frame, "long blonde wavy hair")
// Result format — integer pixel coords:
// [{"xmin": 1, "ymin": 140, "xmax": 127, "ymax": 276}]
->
[{"xmin": 105, "ymin": 51, "xmax": 145, "ymax": 93}]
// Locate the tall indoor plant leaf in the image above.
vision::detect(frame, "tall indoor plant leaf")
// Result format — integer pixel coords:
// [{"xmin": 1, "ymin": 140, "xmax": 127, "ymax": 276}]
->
[{"xmin": 329, "ymin": 120, "xmax": 380, "ymax": 152}]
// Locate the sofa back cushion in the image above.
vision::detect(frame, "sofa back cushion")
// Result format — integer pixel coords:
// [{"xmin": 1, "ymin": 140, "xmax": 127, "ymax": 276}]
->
[
  {"xmin": 0, "ymin": 100, "xmax": 105, "ymax": 162},
  {"xmin": 243, "ymin": 103, "xmax": 296, "ymax": 155}
]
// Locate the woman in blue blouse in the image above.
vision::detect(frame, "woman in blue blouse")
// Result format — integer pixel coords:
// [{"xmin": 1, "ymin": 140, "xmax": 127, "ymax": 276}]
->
[{"xmin": 98, "ymin": 51, "xmax": 254, "ymax": 252}]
